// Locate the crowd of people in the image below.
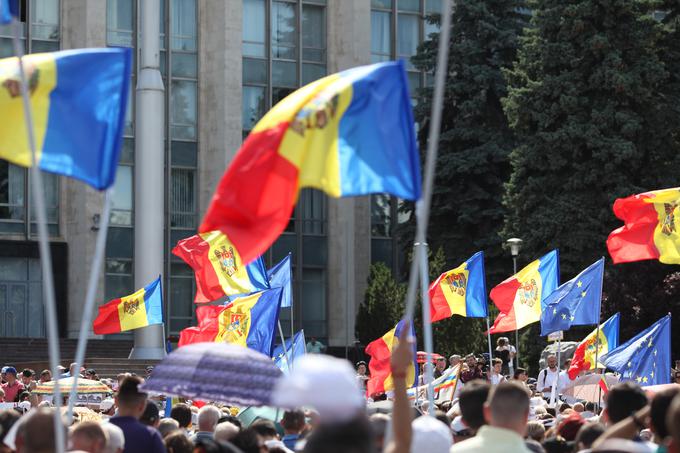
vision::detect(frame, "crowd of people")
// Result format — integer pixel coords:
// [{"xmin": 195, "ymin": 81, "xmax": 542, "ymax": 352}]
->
[{"xmin": 1, "ymin": 333, "xmax": 680, "ymax": 453}]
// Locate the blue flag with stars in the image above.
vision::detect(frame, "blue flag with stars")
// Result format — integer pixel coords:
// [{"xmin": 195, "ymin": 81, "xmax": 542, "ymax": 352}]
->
[
  {"xmin": 0, "ymin": 0, "xmax": 18, "ymax": 24},
  {"xmin": 268, "ymin": 253, "xmax": 292, "ymax": 308},
  {"xmin": 601, "ymin": 315, "xmax": 671, "ymax": 386},
  {"xmin": 272, "ymin": 330, "xmax": 306, "ymax": 373},
  {"xmin": 540, "ymin": 258, "xmax": 604, "ymax": 336}
]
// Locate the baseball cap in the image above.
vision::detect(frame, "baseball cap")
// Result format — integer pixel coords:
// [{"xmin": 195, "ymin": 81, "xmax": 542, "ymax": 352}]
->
[
  {"xmin": 411, "ymin": 415, "xmax": 452, "ymax": 453},
  {"xmin": 100, "ymin": 398, "xmax": 115, "ymax": 412},
  {"xmin": 4, "ymin": 367, "xmax": 17, "ymax": 375}
]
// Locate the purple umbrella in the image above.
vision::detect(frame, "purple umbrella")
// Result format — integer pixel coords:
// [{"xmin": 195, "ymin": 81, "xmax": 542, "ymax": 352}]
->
[{"xmin": 141, "ymin": 342, "xmax": 282, "ymax": 407}]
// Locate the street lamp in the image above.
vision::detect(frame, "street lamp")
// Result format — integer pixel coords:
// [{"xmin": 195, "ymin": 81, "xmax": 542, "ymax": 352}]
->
[{"xmin": 506, "ymin": 238, "xmax": 523, "ymax": 367}]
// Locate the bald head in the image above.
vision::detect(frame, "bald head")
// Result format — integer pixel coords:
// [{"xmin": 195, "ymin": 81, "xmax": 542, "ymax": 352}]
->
[
  {"xmin": 70, "ymin": 421, "xmax": 107, "ymax": 453},
  {"xmin": 197, "ymin": 405, "xmax": 221, "ymax": 432}
]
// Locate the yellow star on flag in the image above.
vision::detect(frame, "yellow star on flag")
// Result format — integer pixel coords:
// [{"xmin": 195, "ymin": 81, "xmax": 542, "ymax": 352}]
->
[
  {"xmin": 636, "ymin": 376, "xmax": 643, "ymax": 383},
  {"xmin": 650, "ymin": 371, "xmax": 655, "ymax": 378},
  {"xmin": 577, "ymin": 281, "xmax": 583, "ymax": 288},
  {"xmin": 553, "ymin": 308, "xmax": 557, "ymax": 315},
  {"xmin": 581, "ymin": 291, "xmax": 587, "ymax": 298},
  {"xmin": 570, "ymin": 315, "xmax": 575, "ymax": 321},
  {"xmin": 648, "ymin": 339, "xmax": 653, "ymax": 348},
  {"xmin": 643, "ymin": 376, "xmax": 648, "ymax": 383},
  {"xmin": 627, "ymin": 362, "xmax": 632, "ymax": 368},
  {"xmin": 561, "ymin": 314, "xmax": 567, "ymax": 320},
  {"xmin": 654, "ymin": 349, "xmax": 657, "ymax": 356}
]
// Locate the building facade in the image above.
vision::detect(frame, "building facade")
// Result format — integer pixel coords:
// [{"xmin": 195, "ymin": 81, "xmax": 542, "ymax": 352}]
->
[{"xmin": 0, "ymin": 0, "xmax": 439, "ymax": 348}]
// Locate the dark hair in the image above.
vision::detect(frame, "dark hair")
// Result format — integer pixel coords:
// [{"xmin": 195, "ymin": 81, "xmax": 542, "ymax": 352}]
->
[
  {"xmin": 513, "ymin": 368, "xmax": 527, "ymax": 379},
  {"xmin": 585, "ymin": 402, "xmax": 595, "ymax": 412},
  {"xmin": 232, "ymin": 427, "xmax": 265, "ymax": 453},
  {"xmin": 434, "ymin": 410, "xmax": 451, "ymax": 427},
  {"xmin": 356, "ymin": 361, "xmax": 367, "ymax": 368},
  {"xmin": 15, "ymin": 391, "xmax": 30, "ymax": 403},
  {"xmin": 0, "ymin": 409, "xmax": 20, "ymax": 443},
  {"xmin": 558, "ymin": 403, "xmax": 571, "ymax": 413},
  {"xmin": 117, "ymin": 376, "xmax": 147, "ymax": 407},
  {"xmin": 164, "ymin": 430, "xmax": 194, "ymax": 453},
  {"xmin": 492, "ymin": 358, "xmax": 503, "ymax": 366},
  {"xmin": 281, "ymin": 409, "xmax": 305, "ymax": 432},
  {"xmin": 140, "ymin": 400, "xmax": 160, "ymax": 426},
  {"xmin": 650, "ymin": 387, "xmax": 680, "ymax": 439},
  {"xmin": 303, "ymin": 415, "xmax": 374, "ymax": 453},
  {"xmin": 218, "ymin": 414, "xmax": 243, "ymax": 429},
  {"xmin": 21, "ymin": 369, "xmax": 34, "ymax": 378},
  {"xmin": 541, "ymin": 436, "xmax": 571, "ymax": 453},
  {"xmin": 606, "ymin": 382, "xmax": 648, "ymax": 424},
  {"xmin": 458, "ymin": 380, "xmax": 490, "ymax": 431},
  {"xmin": 250, "ymin": 419, "xmax": 278, "ymax": 439},
  {"xmin": 194, "ymin": 438, "xmax": 245, "ymax": 453},
  {"xmin": 40, "ymin": 369, "xmax": 51, "ymax": 377},
  {"xmin": 170, "ymin": 403, "xmax": 193, "ymax": 428},
  {"xmin": 574, "ymin": 422, "xmax": 604, "ymax": 449}
]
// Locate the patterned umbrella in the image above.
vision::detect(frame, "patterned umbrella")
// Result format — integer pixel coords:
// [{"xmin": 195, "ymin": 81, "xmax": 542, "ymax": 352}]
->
[
  {"xmin": 141, "ymin": 342, "xmax": 283, "ymax": 407},
  {"xmin": 416, "ymin": 351, "xmax": 444, "ymax": 364},
  {"xmin": 33, "ymin": 377, "xmax": 112, "ymax": 395}
]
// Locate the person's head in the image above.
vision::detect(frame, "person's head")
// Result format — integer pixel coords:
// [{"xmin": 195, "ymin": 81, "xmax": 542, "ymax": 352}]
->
[
  {"xmin": 356, "ymin": 361, "xmax": 367, "ymax": 376},
  {"xmin": 369, "ymin": 413, "xmax": 390, "ymax": 451},
  {"xmin": 465, "ymin": 354, "xmax": 477, "ymax": 367},
  {"xmin": 574, "ymin": 422, "xmax": 605, "ymax": 451},
  {"xmin": 0, "ymin": 408, "xmax": 20, "ymax": 450},
  {"xmin": 114, "ymin": 376, "xmax": 148, "ymax": 419},
  {"xmin": 20, "ymin": 369, "xmax": 33, "ymax": 385},
  {"xmin": 69, "ymin": 362, "xmax": 79, "ymax": 376},
  {"xmin": 458, "ymin": 379, "xmax": 490, "ymax": 433},
  {"xmin": 667, "ymin": 393, "xmax": 680, "ymax": 451},
  {"xmin": 218, "ymin": 413, "xmax": 243, "ymax": 430},
  {"xmin": 231, "ymin": 427, "xmax": 268, "ymax": 453},
  {"xmin": 158, "ymin": 417, "xmax": 180, "ymax": 438},
  {"xmin": 39, "ymin": 369, "xmax": 51, "ymax": 383},
  {"xmin": 562, "ymin": 359, "xmax": 571, "ymax": 370},
  {"xmin": 513, "ymin": 367, "xmax": 528, "ymax": 382},
  {"xmin": 603, "ymin": 382, "xmax": 648, "ymax": 425},
  {"xmin": 251, "ymin": 419, "xmax": 278, "ymax": 441},
  {"xmin": 546, "ymin": 355, "xmax": 557, "ymax": 370},
  {"xmin": 449, "ymin": 355, "xmax": 461, "ymax": 367},
  {"xmin": 524, "ymin": 438, "xmax": 545, "ymax": 453},
  {"xmin": 650, "ymin": 387, "xmax": 680, "ymax": 441},
  {"xmin": 572, "ymin": 402, "xmax": 584, "ymax": 413},
  {"xmin": 557, "ymin": 412, "xmax": 584, "ymax": 441},
  {"xmin": 3, "ymin": 367, "xmax": 17, "ymax": 384},
  {"xmin": 101, "ymin": 422, "xmax": 125, "ymax": 453},
  {"xmin": 491, "ymin": 358, "xmax": 502, "ymax": 374},
  {"xmin": 85, "ymin": 369, "xmax": 98, "ymax": 380},
  {"xmin": 281, "ymin": 409, "xmax": 305, "ymax": 434},
  {"xmin": 170, "ymin": 403, "xmax": 193, "ymax": 429},
  {"xmin": 497, "ymin": 337, "xmax": 508, "ymax": 347},
  {"xmin": 15, "ymin": 408, "xmax": 67, "ymax": 453},
  {"xmin": 410, "ymin": 415, "xmax": 453, "ymax": 453},
  {"xmin": 145, "ymin": 366, "xmax": 154, "ymax": 378},
  {"xmin": 310, "ymin": 337, "xmax": 317, "ymax": 344},
  {"xmin": 140, "ymin": 400, "xmax": 161, "ymax": 427},
  {"xmin": 214, "ymin": 421, "xmax": 240, "ymax": 443},
  {"xmin": 69, "ymin": 421, "xmax": 107, "ymax": 453},
  {"xmin": 197, "ymin": 405, "xmax": 223, "ymax": 433},
  {"xmin": 525, "ymin": 421, "xmax": 545, "ymax": 442},
  {"xmin": 585, "ymin": 401, "xmax": 596, "ymax": 413},
  {"xmin": 484, "ymin": 381, "xmax": 530, "ymax": 435},
  {"xmin": 436, "ymin": 357, "xmax": 446, "ymax": 371},
  {"xmin": 164, "ymin": 431, "xmax": 193, "ymax": 453},
  {"xmin": 302, "ymin": 415, "xmax": 373, "ymax": 453},
  {"xmin": 558, "ymin": 403, "xmax": 571, "ymax": 414}
]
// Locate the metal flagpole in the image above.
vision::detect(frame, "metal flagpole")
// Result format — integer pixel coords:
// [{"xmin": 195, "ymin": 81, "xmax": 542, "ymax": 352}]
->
[
  {"xmin": 486, "ymin": 317, "xmax": 494, "ymax": 366},
  {"xmin": 418, "ymin": 243, "xmax": 435, "ymax": 414},
  {"xmin": 67, "ymin": 189, "xmax": 113, "ymax": 422},
  {"xmin": 277, "ymin": 320, "xmax": 292, "ymax": 372},
  {"xmin": 551, "ymin": 336, "xmax": 562, "ymax": 407},
  {"xmin": 512, "ymin": 256, "xmax": 520, "ymax": 367},
  {"xmin": 401, "ymin": 0, "xmax": 452, "ymax": 416},
  {"xmin": 11, "ymin": 20, "xmax": 65, "ymax": 453}
]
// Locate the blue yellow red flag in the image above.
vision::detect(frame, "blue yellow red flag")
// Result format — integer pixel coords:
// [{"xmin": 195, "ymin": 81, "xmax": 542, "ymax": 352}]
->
[
  {"xmin": 540, "ymin": 258, "xmax": 604, "ymax": 336},
  {"xmin": 93, "ymin": 276, "xmax": 163, "ymax": 335},
  {"xmin": 0, "ymin": 48, "xmax": 131, "ymax": 189},
  {"xmin": 568, "ymin": 313, "xmax": 620, "ymax": 379},
  {"xmin": 429, "ymin": 251, "xmax": 487, "ymax": 322},
  {"xmin": 365, "ymin": 320, "xmax": 418, "ymax": 396},
  {"xmin": 601, "ymin": 315, "xmax": 671, "ymax": 386}
]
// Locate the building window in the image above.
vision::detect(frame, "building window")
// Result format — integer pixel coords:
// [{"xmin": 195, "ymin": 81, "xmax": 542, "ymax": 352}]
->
[
  {"xmin": 242, "ymin": 0, "xmax": 328, "ymax": 340},
  {"xmin": 0, "ymin": 0, "xmax": 61, "ymax": 238},
  {"xmin": 0, "ymin": 257, "xmax": 45, "ymax": 337}
]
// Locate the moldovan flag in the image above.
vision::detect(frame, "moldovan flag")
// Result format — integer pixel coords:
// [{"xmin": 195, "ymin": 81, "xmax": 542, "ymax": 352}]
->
[
  {"xmin": 93, "ymin": 276, "xmax": 163, "ymax": 335},
  {"xmin": 567, "ymin": 313, "xmax": 620, "ymax": 379},
  {"xmin": 0, "ymin": 48, "xmax": 131, "ymax": 189},
  {"xmin": 178, "ymin": 287, "xmax": 282, "ymax": 355},
  {"xmin": 200, "ymin": 60, "xmax": 421, "ymax": 264},
  {"xmin": 365, "ymin": 320, "xmax": 418, "ymax": 396},
  {"xmin": 429, "ymin": 251, "xmax": 487, "ymax": 322},
  {"xmin": 607, "ymin": 188, "xmax": 680, "ymax": 264},
  {"xmin": 488, "ymin": 250, "xmax": 559, "ymax": 334},
  {"xmin": 173, "ymin": 231, "xmax": 270, "ymax": 303}
]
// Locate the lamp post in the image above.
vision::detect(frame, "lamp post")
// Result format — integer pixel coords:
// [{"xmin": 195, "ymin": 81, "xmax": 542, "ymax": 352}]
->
[{"xmin": 506, "ymin": 238, "xmax": 523, "ymax": 367}]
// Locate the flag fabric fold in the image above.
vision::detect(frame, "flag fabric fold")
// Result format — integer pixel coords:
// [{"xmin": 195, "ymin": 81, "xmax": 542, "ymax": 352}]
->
[
  {"xmin": 0, "ymin": 0, "xmax": 18, "ymax": 24},
  {"xmin": 199, "ymin": 60, "xmax": 421, "ymax": 264},
  {"xmin": 93, "ymin": 276, "xmax": 163, "ymax": 335},
  {"xmin": 607, "ymin": 188, "xmax": 680, "ymax": 264},
  {"xmin": 272, "ymin": 330, "xmax": 306, "ymax": 373},
  {"xmin": 429, "ymin": 251, "xmax": 487, "ymax": 322},
  {"xmin": 178, "ymin": 287, "xmax": 282, "ymax": 355},
  {"xmin": 407, "ymin": 364, "xmax": 461, "ymax": 404},
  {"xmin": 267, "ymin": 253, "xmax": 292, "ymax": 308},
  {"xmin": 365, "ymin": 320, "xmax": 418, "ymax": 396},
  {"xmin": 172, "ymin": 231, "xmax": 270, "ymax": 303},
  {"xmin": 568, "ymin": 313, "xmax": 620, "ymax": 379},
  {"xmin": 600, "ymin": 315, "xmax": 671, "ymax": 386},
  {"xmin": 540, "ymin": 258, "xmax": 604, "ymax": 336},
  {"xmin": 488, "ymin": 250, "xmax": 559, "ymax": 334},
  {"xmin": 0, "ymin": 48, "xmax": 131, "ymax": 190}
]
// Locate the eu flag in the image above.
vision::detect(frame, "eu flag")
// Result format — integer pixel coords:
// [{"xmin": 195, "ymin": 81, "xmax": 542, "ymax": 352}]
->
[
  {"xmin": 540, "ymin": 258, "xmax": 604, "ymax": 336},
  {"xmin": 272, "ymin": 330, "xmax": 306, "ymax": 373},
  {"xmin": 0, "ymin": 0, "xmax": 18, "ymax": 24},
  {"xmin": 601, "ymin": 315, "xmax": 671, "ymax": 386},
  {"xmin": 268, "ymin": 253, "xmax": 292, "ymax": 308}
]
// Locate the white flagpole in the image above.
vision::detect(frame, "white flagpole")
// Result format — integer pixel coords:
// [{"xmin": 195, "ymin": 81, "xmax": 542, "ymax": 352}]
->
[
  {"xmin": 486, "ymin": 317, "xmax": 494, "ymax": 366},
  {"xmin": 11, "ymin": 20, "xmax": 65, "ymax": 453},
  {"xmin": 67, "ymin": 189, "xmax": 113, "ymax": 422},
  {"xmin": 277, "ymin": 320, "xmax": 292, "ymax": 372}
]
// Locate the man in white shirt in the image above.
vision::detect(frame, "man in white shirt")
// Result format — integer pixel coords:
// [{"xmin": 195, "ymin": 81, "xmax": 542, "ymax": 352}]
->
[{"xmin": 537, "ymin": 355, "xmax": 560, "ymax": 400}]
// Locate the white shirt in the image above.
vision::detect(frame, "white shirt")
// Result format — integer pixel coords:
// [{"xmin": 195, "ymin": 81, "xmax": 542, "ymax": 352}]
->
[
  {"xmin": 537, "ymin": 368, "xmax": 560, "ymax": 398},
  {"xmin": 489, "ymin": 372, "xmax": 506, "ymax": 386}
]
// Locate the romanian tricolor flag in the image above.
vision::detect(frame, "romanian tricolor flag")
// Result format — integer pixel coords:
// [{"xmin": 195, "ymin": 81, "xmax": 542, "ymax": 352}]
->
[
  {"xmin": 200, "ymin": 61, "xmax": 421, "ymax": 264},
  {"xmin": 488, "ymin": 250, "xmax": 559, "ymax": 334},
  {"xmin": 178, "ymin": 287, "xmax": 282, "ymax": 355},
  {"xmin": 172, "ymin": 231, "xmax": 270, "ymax": 303},
  {"xmin": 568, "ymin": 313, "xmax": 620, "ymax": 379},
  {"xmin": 0, "ymin": 48, "xmax": 131, "ymax": 190},
  {"xmin": 607, "ymin": 188, "xmax": 680, "ymax": 264},
  {"xmin": 365, "ymin": 320, "xmax": 418, "ymax": 396},
  {"xmin": 93, "ymin": 276, "xmax": 163, "ymax": 335},
  {"xmin": 429, "ymin": 251, "xmax": 487, "ymax": 322}
]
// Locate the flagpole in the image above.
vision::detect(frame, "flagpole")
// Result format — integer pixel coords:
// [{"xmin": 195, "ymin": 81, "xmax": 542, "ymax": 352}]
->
[
  {"xmin": 593, "ymin": 302, "xmax": 602, "ymax": 409},
  {"xmin": 67, "ymin": 189, "xmax": 113, "ymax": 422},
  {"xmin": 486, "ymin": 317, "xmax": 493, "ymax": 368},
  {"xmin": 277, "ymin": 320, "xmax": 292, "ymax": 372},
  {"xmin": 418, "ymin": 243, "xmax": 435, "ymax": 414},
  {"xmin": 551, "ymin": 335, "xmax": 562, "ymax": 407},
  {"xmin": 11, "ymin": 19, "xmax": 65, "ymax": 453}
]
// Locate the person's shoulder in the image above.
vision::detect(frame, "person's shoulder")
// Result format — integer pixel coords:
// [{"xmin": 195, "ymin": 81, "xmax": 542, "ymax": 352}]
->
[{"xmin": 449, "ymin": 436, "xmax": 482, "ymax": 452}]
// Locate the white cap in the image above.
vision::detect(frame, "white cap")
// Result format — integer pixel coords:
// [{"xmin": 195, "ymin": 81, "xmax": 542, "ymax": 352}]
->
[
  {"xmin": 99, "ymin": 398, "xmax": 115, "ymax": 412},
  {"xmin": 265, "ymin": 439, "xmax": 294, "ymax": 453},
  {"xmin": 17, "ymin": 401, "xmax": 31, "ymax": 413},
  {"xmin": 272, "ymin": 355, "xmax": 364, "ymax": 422},
  {"xmin": 411, "ymin": 416, "xmax": 452, "ymax": 453},
  {"xmin": 450, "ymin": 415, "xmax": 466, "ymax": 434}
]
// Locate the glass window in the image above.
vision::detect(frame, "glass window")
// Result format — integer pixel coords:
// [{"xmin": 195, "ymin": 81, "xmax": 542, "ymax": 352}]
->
[
  {"xmin": 30, "ymin": 0, "xmax": 59, "ymax": 40},
  {"xmin": 302, "ymin": 5, "xmax": 325, "ymax": 62},
  {"xmin": 425, "ymin": 0, "xmax": 442, "ymax": 13},
  {"xmin": 171, "ymin": 0, "xmax": 197, "ymax": 51},
  {"xmin": 398, "ymin": 0, "xmax": 420, "ymax": 12},
  {"xmin": 302, "ymin": 63, "xmax": 326, "ymax": 85},
  {"xmin": 170, "ymin": 168, "xmax": 196, "ymax": 228},
  {"xmin": 106, "ymin": 227, "xmax": 134, "ymax": 259},
  {"xmin": 242, "ymin": 86, "xmax": 266, "ymax": 132},
  {"xmin": 272, "ymin": 60, "xmax": 297, "ymax": 87},
  {"xmin": 170, "ymin": 79, "xmax": 197, "ymax": 139},
  {"xmin": 0, "ymin": 162, "xmax": 26, "ymax": 233},
  {"xmin": 371, "ymin": 194, "xmax": 392, "ymax": 237},
  {"xmin": 371, "ymin": 11, "xmax": 391, "ymax": 62},
  {"xmin": 106, "ymin": 0, "xmax": 134, "ymax": 46},
  {"xmin": 371, "ymin": 238, "xmax": 394, "ymax": 268},
  {"xmin": 372, "ymin": 0, "xmax": 392, "ymax": 8},
  {"xmin": 271, "ymin": 1, "xmax": 297, "ymax": 60},
  {"xmin": 171, "ymin": 141, "xmax": 197, "ymax": 167},
  {"xmin": 110, "ymin": 165, "xmax": 133, "ymax": 226},
  {"xmin": 243, "ymin": 0, "xmax": 266, "ymax": 57},
  {"xmin": 243, "ymin": 58, "xmax": 267, "ymax": 84},
  {"xmin": 397, "ymin": 14, "xmax": 419, "ymax": 66},
  {"xmin": 171, "ymin": 52, "xmax": 197, "ymax": 78}
]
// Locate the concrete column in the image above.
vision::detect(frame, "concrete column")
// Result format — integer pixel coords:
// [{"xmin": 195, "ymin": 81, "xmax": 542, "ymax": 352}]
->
[
  {"xmin": 130, "ymin": 0, "xmax": 166, "ymax": 359},
  {"xmin": 326, "ymin": 0, "xmax": 371, "ymax": 347},
  {"xmin": 60, "ymin": 0, "xmax": 107, "ymax": 338},
  {"xmin": 197, "ymin": 0, "xmax": 243, "ymax": 216}
]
